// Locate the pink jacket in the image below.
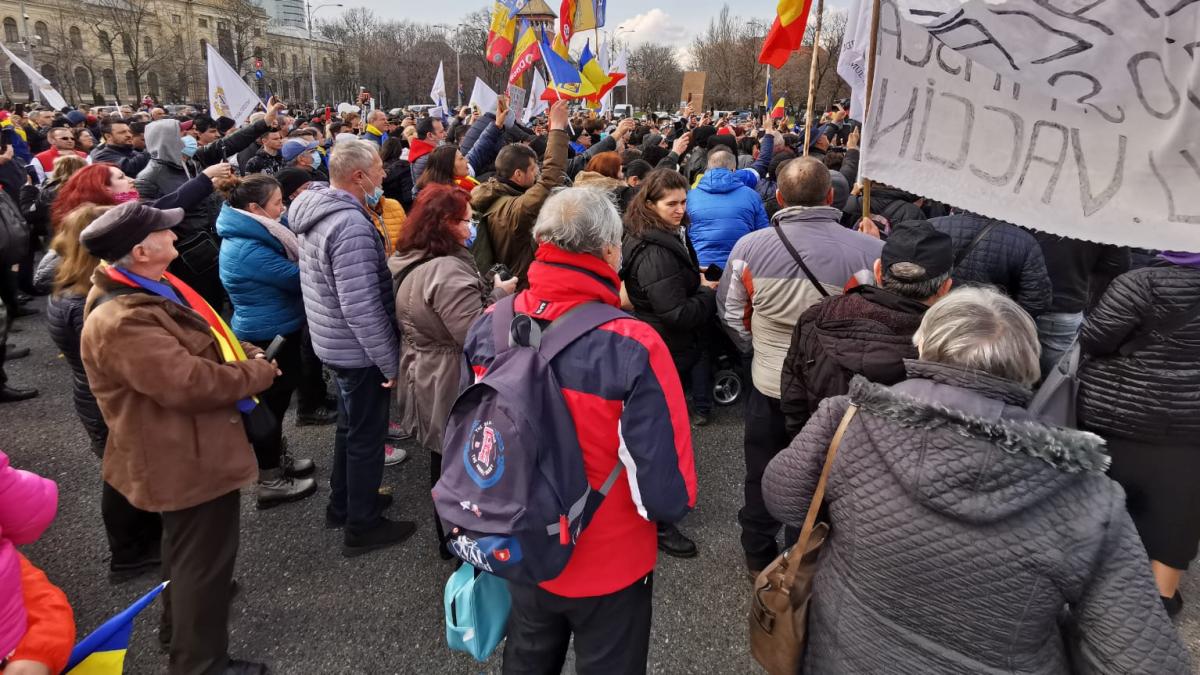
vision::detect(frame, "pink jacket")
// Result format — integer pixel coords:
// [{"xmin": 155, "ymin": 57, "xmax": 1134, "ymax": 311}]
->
[{"xmin": 0, "ymin": 450, "xmax": 58, "ymax": 658}]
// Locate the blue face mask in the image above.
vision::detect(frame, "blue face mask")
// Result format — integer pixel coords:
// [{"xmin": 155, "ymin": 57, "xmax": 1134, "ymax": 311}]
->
[
  {"xmin": 310, "ymin": 150, "xmax": 322, "ymax": 167},
  {"xmin": 181, "ymin": 135, "xmax": 198, "ymax": 158},
  {"xmin": 465, "ymin": 220, "xmax": 478, "ymax": 248},
  {"xmin": 358, "ymin": 179, "xmax": 383, "ymax": 207}
]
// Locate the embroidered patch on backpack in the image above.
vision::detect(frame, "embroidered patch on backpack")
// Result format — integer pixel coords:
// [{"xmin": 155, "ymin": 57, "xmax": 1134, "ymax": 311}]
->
[{"xmin": 464, "ymin": 420, "xmax": 506, "ymax": 488}]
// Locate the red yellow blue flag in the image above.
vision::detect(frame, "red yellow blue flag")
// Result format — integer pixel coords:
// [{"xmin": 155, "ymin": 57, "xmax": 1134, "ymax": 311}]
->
[{"xmin": 64, "ymin": 581, "xmax": 167, "ymax": 674}]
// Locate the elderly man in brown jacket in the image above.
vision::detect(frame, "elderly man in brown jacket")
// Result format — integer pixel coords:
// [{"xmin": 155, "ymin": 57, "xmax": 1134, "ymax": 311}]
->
[
  {"xmin": 79, "ymin": 201, "xmax": 278, "ymax": 675},
  {"xmin": 469, "ymin": 100, "xmax": 570, "ymax": 284}
]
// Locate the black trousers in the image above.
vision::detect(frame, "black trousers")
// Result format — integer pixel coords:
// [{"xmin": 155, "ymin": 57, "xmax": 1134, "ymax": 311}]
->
[
  {"xmin": 739, "ymin": 385, "xmax": 793, "ymax": 570},
  {"xmin": 328, "ymin": 366, "xmax": 389, "ymax": 532},
  {"xmin": 296, "ymin": 324, "xmax": 329, "ymax": 413},
  {"xmin": 159, "ymin": 490, "xmax": 241, "ymax": 675},
  {"xmin": 249, "ymin": 330, "xmax": 303, "ymax": 471},
  {"xmin": 502, "ymin": 574, "xmax": 654, "ymax": 675},
  {"xmin": 101, "ymin": 481, "xmax": 162, "ymax": 566}
]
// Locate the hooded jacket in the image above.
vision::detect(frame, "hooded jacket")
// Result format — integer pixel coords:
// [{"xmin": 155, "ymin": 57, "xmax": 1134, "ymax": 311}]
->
[
  {"xmin": 763, "ymin": 361, "xmax": 1189, "ymax": 674},
  {"xmin": 0, "ymin": 451, "xmax": 58, "ymax": 661},
  {"xmin": 388, "ymin": 245, "xmax": 504, "ymax": 451},
  {"xmin": 686, "ymin": 168, "xmax": 770, "ymax": 270},
  {"xmin": 717, "ymin": 205, "xmax": 881, "ymax": 399},
  {"xmin": 135, "ymin": 119, "xmax": 218, "ymax": 235},
  {"xmin": 470, "ymin": 128, "xmax": 569, "ymax": 282},
  {"xmin": 216, "ymin": 204, "xmax": 305, "ymax": 342},
  {"xmin": 288, "ymin": 184, "xmax": 399, "ymax": 377},
  {"xmin": 780, "ymin": 284, "xmax": 927, "ymax": 437}
]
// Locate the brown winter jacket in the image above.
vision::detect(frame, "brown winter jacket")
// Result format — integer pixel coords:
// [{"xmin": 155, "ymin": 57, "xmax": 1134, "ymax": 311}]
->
[
  {"xmin": 470, "ymin": 128, "xmax": 568, "ymax": 283},
  {"xmin": 80, "ymin": 268, "xmax": 277, "ymax": 512},
  {"xmin": 388, "ymin": 246, "xmax": 506, "ymax": 452}
]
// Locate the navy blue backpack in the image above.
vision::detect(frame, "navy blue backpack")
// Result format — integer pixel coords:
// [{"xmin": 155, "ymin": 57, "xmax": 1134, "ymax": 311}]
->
[{"xmin": 433, "ymin": 296, "xmax": 627, "ymax": 585}]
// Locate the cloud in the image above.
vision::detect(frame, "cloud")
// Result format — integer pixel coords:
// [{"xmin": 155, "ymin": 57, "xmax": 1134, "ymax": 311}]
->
[{"xmin": 614, "ymin": 8, "xmax": 690, "ymax": 48}]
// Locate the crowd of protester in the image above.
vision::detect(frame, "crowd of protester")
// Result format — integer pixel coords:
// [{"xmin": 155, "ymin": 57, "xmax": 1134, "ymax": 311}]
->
[{"xmin": 0, "ymin": 91, "xmax": 1195, "ymax": 675}]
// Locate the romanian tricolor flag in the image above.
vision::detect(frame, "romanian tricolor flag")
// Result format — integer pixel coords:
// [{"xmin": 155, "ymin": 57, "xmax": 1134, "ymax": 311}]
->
[
  {"xmin": 509, "ymin": 21, "xmax": 540, "ymax": 85},
  {"xmin": 759, "ymin": 0, "xmax": 814, "ymax": 68},
  {"xmin": 486, "ymin": 1, "xmax": 520, "ymax": 66},
  {"xmin": 538, "ymin": 31, "xmax": 597, "ymax": 100},
  {"xmin": 573, "ymin": 0, "xmax": 606, "ymax": 31},
  {"xmin": 64, "ymin": 582, "xmax": 167, "ymax": 674},
  {"xmin": 771, "ymin": 97, "xmax": 787, "ymax": 119},
  {"xmin": 579, "ymin": 41, "xmax": 624, "ymax": 105}
]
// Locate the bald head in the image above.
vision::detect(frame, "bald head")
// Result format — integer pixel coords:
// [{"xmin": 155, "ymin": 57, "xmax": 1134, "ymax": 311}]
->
[{"xmin": 777, "ymin": 157, "xmax": 832, "ymax": 207}]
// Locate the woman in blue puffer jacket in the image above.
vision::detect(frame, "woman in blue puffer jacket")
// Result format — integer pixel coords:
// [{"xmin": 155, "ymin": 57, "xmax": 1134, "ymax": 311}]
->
[{"xmin": 215, "ymin": 174, "xmax": 317, "ymax": 509}]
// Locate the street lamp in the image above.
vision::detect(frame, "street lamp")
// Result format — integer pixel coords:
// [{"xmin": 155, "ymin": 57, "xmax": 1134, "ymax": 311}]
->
[
  {"xmin": 434, "ymin": 23, "xmax": 467, "ymax": 109},
  {"xmin": 306, "ymin": 1, "xmax": 342, "ymax": 106}
]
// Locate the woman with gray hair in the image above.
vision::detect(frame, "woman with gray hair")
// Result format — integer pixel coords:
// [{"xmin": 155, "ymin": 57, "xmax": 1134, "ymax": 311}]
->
[{"xmin": 762, "ymin": 286, "xmax": 1187, "ymax": 673}]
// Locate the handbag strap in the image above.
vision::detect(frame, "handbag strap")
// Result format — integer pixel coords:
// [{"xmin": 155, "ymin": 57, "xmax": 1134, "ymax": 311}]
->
[
  {"xmin": 773, "ymin": 222, "xmax": 830, "ymax": 298},
  {"xmin": 782, "ymin": 403, "xmax": 859, "ymax": 587},
  {"xmin": 953, "ymin": 221, "xmax": 998, "ymax": 267}
]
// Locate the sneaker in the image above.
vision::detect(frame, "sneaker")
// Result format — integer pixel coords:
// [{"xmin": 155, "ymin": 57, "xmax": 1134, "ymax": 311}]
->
[
  {"xmin": 325, "ymin": 493, "xmax": 394, "ymax": 528},
  {"xmin": 256, "ymin": 469, "xmax": 317, "ymax": 509},
  {"xmin": 342, "ymin": 517, "xmax": 416, "ymax": 557},
  {"xmin": 295, "ymin": 406, "xmax": 337, "ymax": 426},
  {"xmin": 656, "ymin": 523, "xmax": 698, "ymax": 558},
  {"xmin": 690, "ymin": 412, "xmax": 711, "ymax": 427},
  {"xmin": 279, "ymin": 437, "xmax": 315, "ymax": 478},
  {"xmin": 387, "ymin": 422, "xmax": 411, "ymax": 443},
  {"xmin": 6, "ymin": 347, "xmax": 29, "ymax": 360},
  {"xmin": 384, "ymin": 444, "xmax": 408, "ymax": 466}
]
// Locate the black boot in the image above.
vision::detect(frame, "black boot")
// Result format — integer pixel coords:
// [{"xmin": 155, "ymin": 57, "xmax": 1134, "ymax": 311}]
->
[
  {"xmin": 342, "ymin": 517, "xmax": 416, "ymax": 557},
  {"xmin": 657, "ymin": 523, "xmax": 698, "ymax": 558},
  {"xmin": 223, "ymin": 658, "xmax": 269, "ymax": 674},
  {"xmin": 1162, "ymin": 591, "xmax": 1183, "ymax": 618},
  {"xmin": 0, "ymin": 385, "xmax": 38, "ymax": 403}
]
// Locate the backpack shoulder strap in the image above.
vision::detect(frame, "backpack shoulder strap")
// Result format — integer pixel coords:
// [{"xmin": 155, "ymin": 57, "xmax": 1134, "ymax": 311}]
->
[
  {"xmin": 954, "ymin": 221, "xmax": 999, "ymax": 267},
  {"xmin": 490, "ymin": 294, "xmax": 517, "ymax": 353},
  {"xmin": 392, "ymin": 256, "xmax": 435, "ymax": 296},
  {"xmin": 538, "ymin": 302, "xmax": 629, "ymax": 362},
  {"xmin": 773, "ymin": 222, "xmax": 831, "ymax": 298}
]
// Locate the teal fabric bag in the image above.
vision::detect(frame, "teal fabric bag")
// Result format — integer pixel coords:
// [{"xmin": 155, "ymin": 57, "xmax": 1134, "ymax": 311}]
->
[{"xmin": 444, "ymin": 564, "xmax": 511, "ymax": 662}]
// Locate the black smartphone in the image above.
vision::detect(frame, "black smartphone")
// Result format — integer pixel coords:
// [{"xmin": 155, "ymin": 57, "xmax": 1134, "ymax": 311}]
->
[
  {"xmin": 704, "ymin": 264, "xmax": 722, "ymax": 282},
  {"xmin": 263, "ymin": 335, "xmax": 287, "ymax": 362}
]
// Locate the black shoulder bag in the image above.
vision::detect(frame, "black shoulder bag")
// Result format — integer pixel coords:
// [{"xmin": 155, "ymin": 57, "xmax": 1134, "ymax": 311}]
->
[{"xmin": 773, "ymin": 222, "xmax": 830, "ymax": 298}]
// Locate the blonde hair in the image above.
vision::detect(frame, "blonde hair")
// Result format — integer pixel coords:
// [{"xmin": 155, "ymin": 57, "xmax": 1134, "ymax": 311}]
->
[
  {"xmin": 52, "ymin": 204, "xmax": 112, "ymax": 296},
  {"xmin": 51, "ymin": 154, "xmax": 87, "ymax": 183}
]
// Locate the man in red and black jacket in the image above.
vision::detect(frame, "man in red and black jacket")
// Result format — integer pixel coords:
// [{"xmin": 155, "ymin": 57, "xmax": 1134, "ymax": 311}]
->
[{"xmin": 463, "ymin": 187, "xmax": 698, "ymax": 673}]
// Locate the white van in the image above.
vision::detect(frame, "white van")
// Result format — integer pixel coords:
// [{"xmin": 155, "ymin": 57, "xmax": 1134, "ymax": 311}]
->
[{"xmin": 613, "ymin": 103, "xmax": 634, "ymax": 118}]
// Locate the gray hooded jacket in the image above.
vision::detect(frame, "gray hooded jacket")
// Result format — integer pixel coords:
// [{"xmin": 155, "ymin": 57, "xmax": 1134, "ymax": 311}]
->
[
  {"xmin": 288, "ymin": 185, "xmax": 398, "ymax": 377},
  {"xmin": 764, "ymin": 360, "xmax": 1189, "ymax": 674}
]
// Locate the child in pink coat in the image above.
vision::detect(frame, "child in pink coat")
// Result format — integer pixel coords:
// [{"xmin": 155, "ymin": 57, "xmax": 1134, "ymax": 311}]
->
[{"xmin": 0, "ymin": 450, "xmax": 59, "ymax": 663}]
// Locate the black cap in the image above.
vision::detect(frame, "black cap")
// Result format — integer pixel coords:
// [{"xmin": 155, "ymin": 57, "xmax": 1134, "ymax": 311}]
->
[
  {"xmin": 80, "ymin": 201, "xmax": 183, "ymax": 261},
  {"xmin": 216, "ymin": 116, "xmax": 237, "ymax": 134},
  {"xmin": 275, "ymin": 167, "xmax": 313, "ymax": 203},
  {"xmin": 881, "ymin": 220, "xmax": 954, "ymax": 282}
]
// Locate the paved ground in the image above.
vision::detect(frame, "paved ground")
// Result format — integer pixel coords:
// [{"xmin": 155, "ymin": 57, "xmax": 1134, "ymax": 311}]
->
[{"xmin": 3, "ymin": 299, "xmax": 1200, "ymax": 674}]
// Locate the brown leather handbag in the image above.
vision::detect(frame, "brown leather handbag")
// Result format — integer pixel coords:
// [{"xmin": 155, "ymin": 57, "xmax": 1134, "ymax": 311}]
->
[{"xmin": 749, "ymin": 404, "xmax": 859, "ymax": 675}]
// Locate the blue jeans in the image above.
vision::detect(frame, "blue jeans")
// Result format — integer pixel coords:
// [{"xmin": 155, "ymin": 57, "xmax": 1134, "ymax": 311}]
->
[
  {"xmin": 328, "ymin": 366, "xmax": 389, "ymax": 532},
  {"xmin": 1036, "ymin": 311, "xmax": 1084, "ymax": 379}
]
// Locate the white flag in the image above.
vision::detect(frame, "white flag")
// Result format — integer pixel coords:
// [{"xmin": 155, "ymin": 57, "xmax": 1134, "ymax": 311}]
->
[
  {"xmin": 523, "ymin": 70, "xmax": 548, "ymax": 124},
  {"xmin": 836, "ymin": 0, "xmax": 872, "ymax": 120},
  {"xmin": 1, "ymin": 45, "xmax": 67, "ymax": 110},
  {"xmin": 429, "ymin": 61, "xmax": 447, "ymax": 119},
  {"xmin": 207, "ymin": 44, "xmax": 261, "ymax": 123},
  {"xmin": 468, "ymin": 77, "xmax": 499, "ymax": 115}
]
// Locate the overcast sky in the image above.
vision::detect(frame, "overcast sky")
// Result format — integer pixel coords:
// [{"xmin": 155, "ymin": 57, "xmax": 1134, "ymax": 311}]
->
[{"xmin": 323, "ymin": 1, "xmax": 851, "ymax": 58}]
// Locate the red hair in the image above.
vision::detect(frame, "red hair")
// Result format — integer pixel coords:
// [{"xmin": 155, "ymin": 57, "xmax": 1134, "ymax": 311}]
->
[
  {"xmin": 396, "ymin": 185, "xmax": 470, "ymax": 258},
  {"xmin": 585, "ymin": 151, "xmax": 622, "ymax": 179},
  {"xmin": 52, "ymin": 163, "xmax": 118, "ymax": 232}
]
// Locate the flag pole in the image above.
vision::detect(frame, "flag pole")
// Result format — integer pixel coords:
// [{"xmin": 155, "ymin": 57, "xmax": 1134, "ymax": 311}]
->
[
  {"xmin": 861, "ymin": 0, "xmax": 881, "ymax": 219},
  {"xmin": 802, "ymin": 0, "xmax": 825, "ymax": 158}
]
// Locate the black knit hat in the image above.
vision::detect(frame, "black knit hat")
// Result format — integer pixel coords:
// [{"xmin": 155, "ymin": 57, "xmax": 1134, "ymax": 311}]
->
[
  {"xmin": 275, "ymin": 168, "xmax": 312, "ymax": 203},
  {"xmin": 216, "ymin": 116, "xmax": 237, "ymax": 135}
]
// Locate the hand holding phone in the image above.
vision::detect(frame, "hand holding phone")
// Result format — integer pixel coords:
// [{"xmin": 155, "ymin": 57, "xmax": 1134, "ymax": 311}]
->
[{"xmin": 263, "ymin": 335, "xmax": 287, "ymax": 362}]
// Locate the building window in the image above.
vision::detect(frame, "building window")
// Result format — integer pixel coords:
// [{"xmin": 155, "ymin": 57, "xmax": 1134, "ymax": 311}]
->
[
  {"xmin": 98, "ymin": 30, "xmax": 111, "ymax": 53},
  {"xmin": 280, "ymin": 79, "xmax": 289, "ymax": 99},
  {"xmin": 253, "ymin": 28, "xmax": 261, "ymax": 37},
  {"xmin": 147, "ymin": 72, "xmax": 159, "ymax": 97},
  {"xmin": 143, "ymin": 36, "xmax": 152, "ymax": 55},
  {"xmin": 172, "ymin": 14, "xmax": 181, "ymax": 24},
  {"xmin": 292, "ymin": 54, "xmax": 298, "ymax": 71},
  {"xmin": 102, "ymin": 68, "xmax": 116, "ymax": 95},
  {"xmin": 198, "ymin": 18, "xmax": 208, "ymax": 28},
  {"xmin": 253, "ymin": 46, "xmax": 262, "ymax": 58},
  {"xmin": 267, "ymin": 52, "xmax": 274, "ymax": 69},
  {"xmin": 217, "ymin": 21, "xmax": 228, "ymax": 30},
  {"xmin": 173, "ymin": 35, "xmax": 182, "ymax": 52},
  {"xmin": 125, "ymin": 70, "xmax": 136, "ymax": 98},
  {"xmin": 33, "ymin": 21, "xmax": 49, "ymax": 45},
  {"xmin": 68, "ymin": 26, "xmax": 81, "ymax": 50},
  {"xmin": 40, "ymin": 64, "xmax": 57, "ymax": 88},
  {"xmin": 74, "ymin": 66, "xmax": 90, "ymax": 93},
  {"xmin": 3, "ymin": 18, "xmax": 18, "ymax": 43},
  {"xmin": 200, "ymin": 39, "xmax": 207, "ymax": 59},
  {"xmin": 121, "ymin": 34, "xmax": 133, "ymax": 55},
  {"xmin": 8, "ymin": 63, "xmax": 28, "ymax": 92}
]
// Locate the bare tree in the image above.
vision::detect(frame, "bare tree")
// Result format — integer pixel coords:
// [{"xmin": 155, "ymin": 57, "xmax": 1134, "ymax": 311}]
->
[
  {"xmin": 627, "ymin": 44, "xmax": 682, "ymax": 112},
  {"xmin": 88, "ymin": 0, "xmax": 174, "ymax": 104},
  {"xmin": 688, "ymin": 5, "xmax": 769, "ymax": 110}
]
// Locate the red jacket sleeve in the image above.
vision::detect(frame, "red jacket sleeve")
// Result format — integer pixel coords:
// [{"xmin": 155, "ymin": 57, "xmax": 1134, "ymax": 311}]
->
[{"xmin": 7, "ymin": 554, "xmax": 75, "ymax": 674}]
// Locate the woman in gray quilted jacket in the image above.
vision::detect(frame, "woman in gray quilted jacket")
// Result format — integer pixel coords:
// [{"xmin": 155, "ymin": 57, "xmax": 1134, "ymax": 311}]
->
[{"xmin": 763, "ymin": 286, "xmax": 1188, "ymax": 674}]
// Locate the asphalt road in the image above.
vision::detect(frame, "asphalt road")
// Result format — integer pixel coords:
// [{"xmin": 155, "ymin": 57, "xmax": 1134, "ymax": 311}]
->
[{"xmin": 3, "ymin": 299, "xmax": 1199, "ymax": 674}]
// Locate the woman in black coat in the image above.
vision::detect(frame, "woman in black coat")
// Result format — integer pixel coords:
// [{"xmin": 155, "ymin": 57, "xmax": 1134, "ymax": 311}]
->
[
  {"xmin": 621, "ymin": 168, "xmax": 718, "ymax": 423},
  {"xmin": 1077, "ymin": 252, "xmax": 1200, "ymax": 615}
]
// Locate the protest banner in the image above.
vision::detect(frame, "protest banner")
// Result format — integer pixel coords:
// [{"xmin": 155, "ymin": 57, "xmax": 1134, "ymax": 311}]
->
[
  {"xmin": 207, "ymin": 44, "xmax": 261, "ymax": 123},
  {"xmin": 860, "ymin": 0, "xmax": 1200, "ymax": 250}
]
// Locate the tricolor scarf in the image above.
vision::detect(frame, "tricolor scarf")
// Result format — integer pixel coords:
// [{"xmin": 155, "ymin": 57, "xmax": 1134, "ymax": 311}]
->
[
  {"xmin": 105, "ymin": 265, "xmax": 259, "ymax": 413},
  {"xmin": 455, "ymin": 175, "xmax": 480, "ymax": 193}
]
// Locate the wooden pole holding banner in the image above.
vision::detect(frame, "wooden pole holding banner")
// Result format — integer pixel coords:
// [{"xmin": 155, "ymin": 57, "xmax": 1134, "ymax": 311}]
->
[
  {"xmin": 802, "ymin": 0, "xmax": 825, "ymax": 158},
  {"xmin": 861, "ymin": 0, "xmax": 882, "ymax": 219}
]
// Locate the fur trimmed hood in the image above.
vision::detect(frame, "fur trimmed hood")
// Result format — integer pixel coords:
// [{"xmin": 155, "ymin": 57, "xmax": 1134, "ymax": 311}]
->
[{"xmin": 844, "ymin": 362, "xmax": 1110, "ymax": 523}]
